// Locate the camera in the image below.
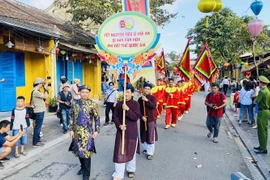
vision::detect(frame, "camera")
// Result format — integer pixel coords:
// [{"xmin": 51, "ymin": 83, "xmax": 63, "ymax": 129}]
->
[
  {"xmin": 44, "ymin": 76, "xmax": 51, "ymax": 86},
  {"xmin": 212, "ymin": 104, "xmax": 217, "ymax": 109}
]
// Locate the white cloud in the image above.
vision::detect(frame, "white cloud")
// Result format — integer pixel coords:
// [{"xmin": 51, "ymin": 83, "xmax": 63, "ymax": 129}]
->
[
  {"xmin": 28, "ymin": 0, "xmax": 54, "ymax": 10},
  {"xmin": 166, "ymin": 32, "xmax": 177, "ymax": 37}
]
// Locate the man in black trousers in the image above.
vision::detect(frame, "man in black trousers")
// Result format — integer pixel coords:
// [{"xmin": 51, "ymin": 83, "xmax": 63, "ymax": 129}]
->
[{"xmin": 104, "ymin": 82, "xmax": 118, "ymax": 126}]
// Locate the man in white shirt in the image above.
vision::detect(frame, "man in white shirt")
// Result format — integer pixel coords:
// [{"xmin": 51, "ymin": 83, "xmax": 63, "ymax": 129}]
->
[
  {"xmin": 222, "ymin": 76, "xmax": 230, "ymax": 96},
  {"xmin": 202, "ymin": 80, "xmax": 211, "ymax": 98}
]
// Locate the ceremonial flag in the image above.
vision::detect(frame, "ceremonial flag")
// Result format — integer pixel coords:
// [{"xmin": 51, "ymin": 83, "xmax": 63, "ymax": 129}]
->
[
  {"xmin": 130, "ymin": 59, "xmax": 156, "ymax": 85},
  {"xmin": 177, "ymin": 38, "xmax": 191, "ymax": 81},
  {"xmin": 193, "ymin": 43, "xmax": 218, "ymax": 82},
  {"xmin": 156, "ymin": 49, "xmax": 167, "ymax": 75},
  {"xmin": 122, "ymin": 0, "xmax": 150, "ymax": 16}
]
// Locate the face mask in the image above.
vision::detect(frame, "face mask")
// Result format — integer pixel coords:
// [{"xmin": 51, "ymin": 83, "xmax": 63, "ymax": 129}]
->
[{"xmin": 109, "ymin": 86, "xmax": 114, "ymax": 90}]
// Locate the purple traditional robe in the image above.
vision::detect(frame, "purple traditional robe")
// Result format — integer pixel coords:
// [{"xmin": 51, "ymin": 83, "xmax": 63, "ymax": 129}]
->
[
  {"xmin": 138, "ymin": 95, "xmax": 158, "ymax": 144},
  {"xmin": 113, "ymin": 99, "xmax": 140, "ymax": 163}
]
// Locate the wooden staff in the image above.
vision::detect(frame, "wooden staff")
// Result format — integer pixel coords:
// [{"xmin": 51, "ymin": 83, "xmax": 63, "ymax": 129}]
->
[
  {"xmin": 141, "ymin": 77, "xmax": 147, "ymax": 131},
  {"xmin": 121, "ymin": 66, "xmax": 127, "ymax": 155},
  {"xmin": 143, "ymin": 101, "xmax": 147, "ymax": 131}
]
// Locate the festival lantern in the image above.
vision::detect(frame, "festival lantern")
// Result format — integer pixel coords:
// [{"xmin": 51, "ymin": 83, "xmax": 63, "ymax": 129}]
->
[
  {"xmin": 55, "ymin": 48, "xmax": 60, "ymax": 56},
  {"xmin": 212, "ymin": 0, "xmax": 223, "ymax": 23},
  {"xmin": 224, "ymin": 62, "xmax": 230, "ymax": 67},
  {"xmin": 198, "ymin": 0, "xmax": 223, "ymax": 28},
  {"xmin": 198, "ymin": 0, "xmax": 216, "ymax": 28},
  {"xmin": 60, "ymin": 50, "xmax": 66, "ymax": 55},
  {"xmin": 250, "ymin": 0, "xmax": 263, "ymax": 16},
  {"xmin": 244, "ymin": 62, "xmax": 249, "ymax": 69},
  {"xmin": 248, "ymin": 19, "xmax": 264, "ymax": 37},
  {"xmin": 212, "ymin": 0, "xmax": 222, "ymax": 12}
]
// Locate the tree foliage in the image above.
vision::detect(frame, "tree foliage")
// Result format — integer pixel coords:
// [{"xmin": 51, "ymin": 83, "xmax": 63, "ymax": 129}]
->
[
  {"xmin": 186, "ymin": 8, "xmax": 270, "ymax": 65},
  {"xmin": 166, "ymin": 51, "xmax": 181, "ymax": 71},
  {"xmin": 55, "ymin": 0, "xmax": 178, "ymax": 28}
]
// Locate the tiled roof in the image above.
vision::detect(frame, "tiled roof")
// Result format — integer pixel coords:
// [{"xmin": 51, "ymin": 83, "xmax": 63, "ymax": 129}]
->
[{"xmin": 0, "ymin": 0, "xmax": 95, "ymax": 44}]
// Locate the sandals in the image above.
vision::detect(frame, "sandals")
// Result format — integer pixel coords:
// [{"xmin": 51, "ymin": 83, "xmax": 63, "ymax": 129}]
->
[
  {"xmin": 127, "ymin": 172, "xmax": 135, "ymax": 178},
  {"xmin": 21, "ymin": 151, "xmax": 28, "ymax": 156},
  {"xmin": 143, "ymin": 150, "xmax": 147, "ymax": 155},
  {"xmin": 14, "ymin": 153, "xmax": 20, "ymax": 158},
  {"xmin": 147, "ymin": 155, "xmax": 153, "ymax": 160}
]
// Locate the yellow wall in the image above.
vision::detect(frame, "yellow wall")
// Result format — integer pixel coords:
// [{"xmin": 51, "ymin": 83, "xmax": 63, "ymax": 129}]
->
[
  {"xmin": 0, "ymin": 39, "xmax": 54, "ymax": 104},
  {"xmin": 83, "ymin": 60, "xmax": 102, "ymax": 99}
]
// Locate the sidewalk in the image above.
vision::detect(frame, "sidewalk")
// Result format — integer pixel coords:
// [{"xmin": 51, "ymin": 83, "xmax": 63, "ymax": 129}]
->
[
  {"xmin": 226, "ymin": 106, "xmax": 270, "ymax": 179},
  {"xmin": 0, "ymin": 99, "xmax": 106, "ymax": 170}
]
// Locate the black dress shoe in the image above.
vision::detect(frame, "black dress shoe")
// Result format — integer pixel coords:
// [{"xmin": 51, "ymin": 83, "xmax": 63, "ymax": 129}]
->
[
  {"xmin": 103, "ymin": 122, "xmax": 109, "ymax": 126},
  {"xmin": 254, "ymin": 149, "xmax": 268, "ymax": 154},
  {"xmin": 254, "ymin": 146, "xmax": 261, "ymax": 150},
  {"xmin": 77, "ymin": 169, "xmax": 83, "ymax": 175}
]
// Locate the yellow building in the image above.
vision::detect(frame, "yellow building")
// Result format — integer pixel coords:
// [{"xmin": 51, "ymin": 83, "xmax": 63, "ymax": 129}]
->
[{"xmin": 0, "ymin": 0, "xmax": 101, "ymax": 111}]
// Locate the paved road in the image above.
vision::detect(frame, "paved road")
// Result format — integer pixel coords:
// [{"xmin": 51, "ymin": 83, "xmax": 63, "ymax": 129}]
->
[{"xmin": 0, "ymin": 93, "xmax": 262, "ymax": 180}]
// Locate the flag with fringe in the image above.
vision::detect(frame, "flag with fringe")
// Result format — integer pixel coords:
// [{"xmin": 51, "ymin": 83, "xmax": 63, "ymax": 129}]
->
[
  {"xmin": 177, "ymin": 38, "xmax": 191, "ymax": 81},
  {"xmin": 193, "ymin": 43, "xmax": 218, "ymax": 82},
  {"xmin": 129, "ymin": 59, "xmax": 157, "ymax": 85},
  {"xmin": 156, "ymin": 49, "xmax": 167, "ymax": 75}
]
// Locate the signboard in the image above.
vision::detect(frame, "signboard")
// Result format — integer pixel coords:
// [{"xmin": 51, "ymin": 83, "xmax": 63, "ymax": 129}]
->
[{"xmin": 96, "ymin": 11, "xmax": 159, "ymax": 58}]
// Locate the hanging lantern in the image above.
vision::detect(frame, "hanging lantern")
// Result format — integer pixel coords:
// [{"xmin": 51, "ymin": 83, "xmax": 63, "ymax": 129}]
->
[
  {"xmin": 240, "ymin": 61, "xmax": 244, "ymax": 65},
  {"xmin": 198, "ymin": 0, "xmax": 218, "ymax": 28},
  {"xmin": 60, "ymin": 50, "xmax": 66, "ymax": 55},
  {"xmin": 56, "ymin": 48, "xmax": 60, "ymax": 56},
  {"xmin": 80, "ymin": 55, "xmax": 86, "ymax": 61},
  {"xmin": 198, "ymin": 0, "xmax": 217, "ymax": 13},
  {"xmin": 248, "ymin": 19, "xmax": 264, "ymax": 37},
  {"xmin": 72, "ymin": 52, "xmax": 78, "ymax": 57},
  {"xmin": 212, "ymin": 0, "xmax": 223, "ymax": 12},
  {"xmin": 224, "ymin": 62, "xmax": 230, "ymax": 67},
  {"xmin": 90, "ymin": 54, "xmax": 96, "ymax": 60},
  {"xmin": 250, "ymin": 0, "xmax": 263, "ymax": 16},
  {"xmin": 244, "ymin": 62, "xmax": 249, "ymax": 68}
]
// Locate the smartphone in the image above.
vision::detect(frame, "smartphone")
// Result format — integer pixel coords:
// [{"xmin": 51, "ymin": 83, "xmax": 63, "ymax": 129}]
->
[{"xmin": 20, "ymin": 124, "xmax": 23, "ymax": 131}]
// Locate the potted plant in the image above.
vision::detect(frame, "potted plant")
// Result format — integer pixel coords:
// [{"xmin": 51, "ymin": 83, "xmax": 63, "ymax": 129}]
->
[{"xmin": 48, "ymin": 96, "xmax": 58, "ymax": 112}]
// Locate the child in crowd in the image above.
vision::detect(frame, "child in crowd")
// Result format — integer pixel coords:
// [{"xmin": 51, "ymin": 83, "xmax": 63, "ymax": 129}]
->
[
  {"xmin": 233, "ymin": 88, "xmax": 240, "ymax": 117},
  {"xmin": 10, "ymin": 96, "xmax": 30, "ymax": 158}
]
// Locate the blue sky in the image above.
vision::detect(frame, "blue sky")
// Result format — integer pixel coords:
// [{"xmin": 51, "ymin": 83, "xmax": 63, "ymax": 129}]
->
[{"xmin": 18, "ymin": 0, "xmax": 270, "ymax": 57}]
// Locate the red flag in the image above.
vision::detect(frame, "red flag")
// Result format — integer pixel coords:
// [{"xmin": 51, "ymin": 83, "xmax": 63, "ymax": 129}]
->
[
  {"xmin": 156, "ymin": 49, "xmax": 167, "ymax": 75},
  {"xmin": 122, "ymin": 0, "xmax": 150, "ymax": 16},
  {"xmin": 193, "ymin": 43, "xmax": 218, "ymax": 82},
  {"xmin": 177, "ymin": 38, "xmax": 191, "ymax": 81}
]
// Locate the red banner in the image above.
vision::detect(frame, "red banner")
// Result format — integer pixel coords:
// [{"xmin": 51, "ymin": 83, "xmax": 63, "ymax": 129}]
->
[{"xmin": 122, "ymin": 0, "xmax": 149, "ymax": 16}]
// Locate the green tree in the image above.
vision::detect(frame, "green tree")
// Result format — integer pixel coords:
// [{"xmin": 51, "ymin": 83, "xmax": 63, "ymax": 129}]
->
[
  {"xmin": 55, "ymin": 0, "xmax": 178, "ymax": 28},
  {"xmin": 186, "ymin": 8, "xmax": 270, "ymax": 67},
  {"xmin": 165, "ymin": 51, "xmax": 181, "ymax": 71}
]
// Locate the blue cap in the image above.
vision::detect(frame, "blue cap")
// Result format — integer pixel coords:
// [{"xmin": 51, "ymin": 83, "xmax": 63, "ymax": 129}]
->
[
  {"xmin": 144, "ymin": 82, "xmax": 152, "ymax": 89},
  {"xmin": 79, "ymin": 85, "xmax": 91, "ymax": 92},
  {"xmin": 126, "ymin": 84, "xmax": 135, "ymax": 93}
]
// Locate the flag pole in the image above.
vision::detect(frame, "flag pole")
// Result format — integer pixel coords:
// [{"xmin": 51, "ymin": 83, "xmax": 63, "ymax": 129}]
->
[
  {"xmin": 121, "ymin": 66, "xmax": 127, "ymax": 155},
  {"xmin": 141, "ymin": 77, "xmax": 147, "ymax": 131}
]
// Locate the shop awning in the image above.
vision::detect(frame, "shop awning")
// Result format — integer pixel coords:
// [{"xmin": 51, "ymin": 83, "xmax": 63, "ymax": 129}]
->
[
  {"xmin": 59, "ymin": 42, "xmax": 97, "ymax": 54},
  {"xmin": 241, "ymin": 56, "xmax": 270, "ymax": 73}
]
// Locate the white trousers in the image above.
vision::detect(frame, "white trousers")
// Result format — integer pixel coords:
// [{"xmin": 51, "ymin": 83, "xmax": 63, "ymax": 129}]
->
[
  {"xmin": 143, "ymin": 131, "xmax": 155, "ymax": 156},
  {"xmin": 112, "ymin": 151, "xmax": 136, "ymax": 179},
  {"xmin": 143, "ymin": 141, "xmax": 155, "ymax": 156}
]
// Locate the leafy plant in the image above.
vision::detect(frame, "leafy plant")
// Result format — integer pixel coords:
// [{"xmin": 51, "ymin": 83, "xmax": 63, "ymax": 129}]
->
[
  {"xmin": 48, "ymin": 96, "xmax": 58, "ymax": 106},
  {"xmin": 117, "ymin": 93, "xmax": 123, "ymax": 102}
]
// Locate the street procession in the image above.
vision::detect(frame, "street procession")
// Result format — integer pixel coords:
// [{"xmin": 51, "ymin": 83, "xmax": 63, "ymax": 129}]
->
[{"xmin": 0, "ymin": 0, "xmax": 270, "ymax": 180}]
